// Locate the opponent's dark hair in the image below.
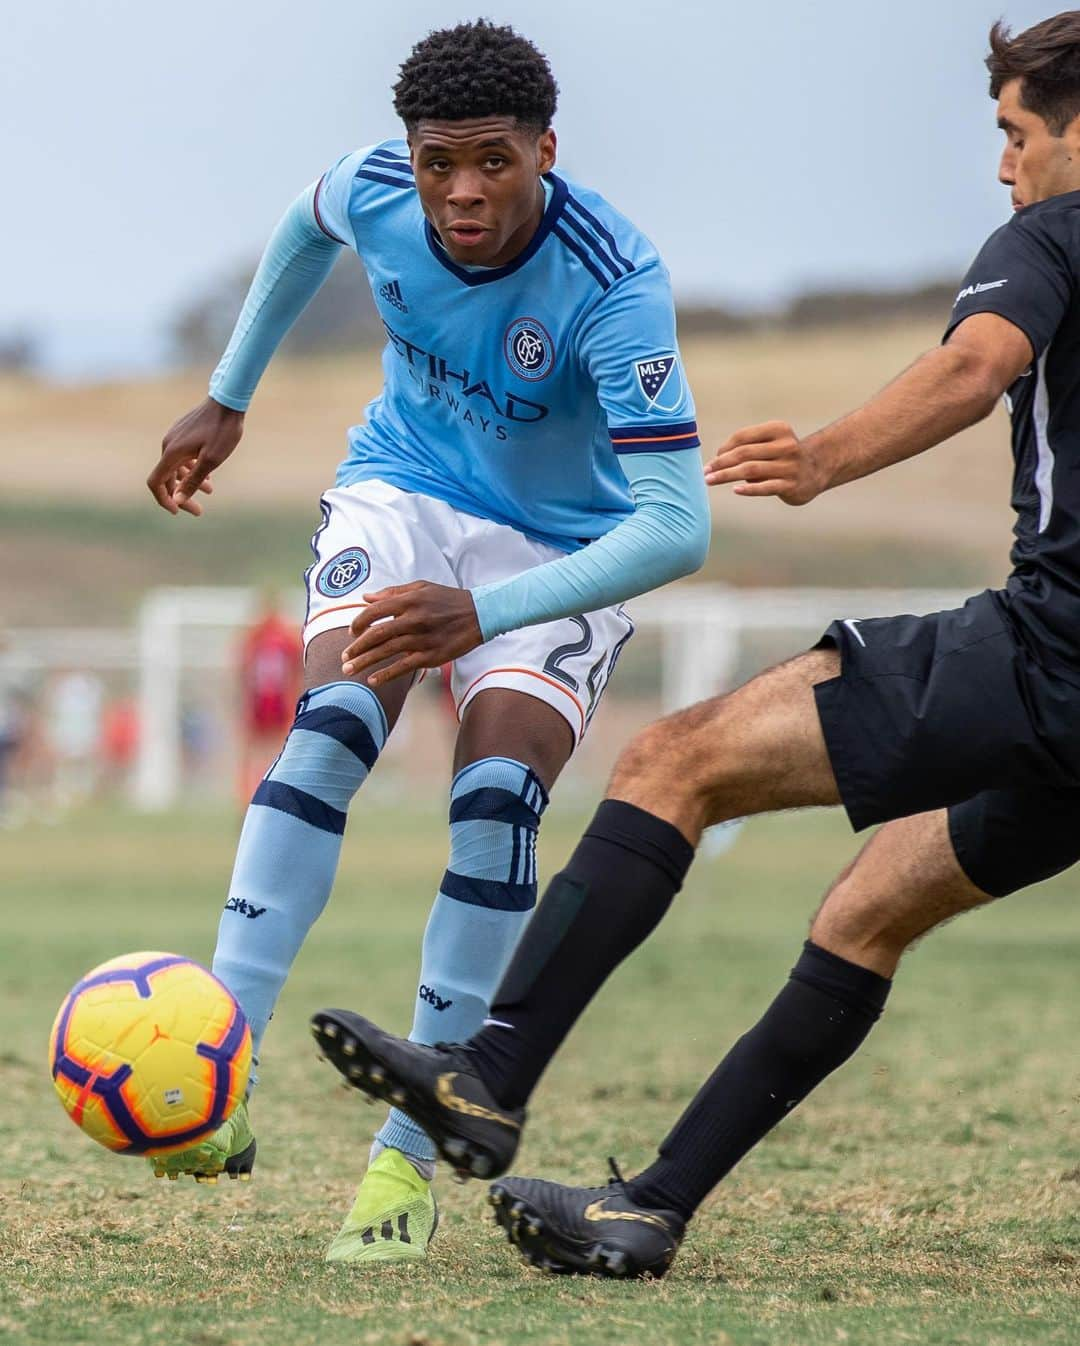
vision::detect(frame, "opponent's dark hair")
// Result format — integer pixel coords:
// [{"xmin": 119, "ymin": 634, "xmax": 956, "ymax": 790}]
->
[
  {"xmin": 393, "ymin": 20, "xmax": 558, "ymax": 133},
  {"xmin": 987, "ymin": 13, "xmax": 1080, "ymax": 134}
]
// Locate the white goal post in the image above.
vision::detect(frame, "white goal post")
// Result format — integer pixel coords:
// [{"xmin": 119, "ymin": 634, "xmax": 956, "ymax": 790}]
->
[{"xmin": 120, "ymin": 583, "xmax": 971, "ymax": 812}]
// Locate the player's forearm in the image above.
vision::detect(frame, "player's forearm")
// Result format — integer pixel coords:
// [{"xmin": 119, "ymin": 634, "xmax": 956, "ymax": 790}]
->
[
  {"xmin": 208, "ymin": 184, "xmax": 341, "ymax": 412},
  {"xmin": 472, "ymin": 452, "xmax": 711, "ymax": 640},
  {"xmin": 811, "ymin": 343, "xmax": 1002, "ymax": 493}
]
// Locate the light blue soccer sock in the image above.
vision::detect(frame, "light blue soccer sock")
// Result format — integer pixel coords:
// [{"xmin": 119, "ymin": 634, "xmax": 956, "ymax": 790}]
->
[
  {"xmin": 212, "ymin": 681, "xmax": 387, "ymax": 1064},
  {"xmin": 374, "ymin": 756, "xmax": 549, "ymax": 1164}
]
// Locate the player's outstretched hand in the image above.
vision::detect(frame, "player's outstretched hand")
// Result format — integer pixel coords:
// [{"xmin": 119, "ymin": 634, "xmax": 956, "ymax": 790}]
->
[
  {"xmin": 341, "ymin": 582, "xmax": 484, "ymax": 686},
  {"xmin": 704, "ymin": 420, "xmax": 826, "ymax": 506},
  {"xmin": 148, "ymin": 397, "xmax": 245, "ymax": 516}
]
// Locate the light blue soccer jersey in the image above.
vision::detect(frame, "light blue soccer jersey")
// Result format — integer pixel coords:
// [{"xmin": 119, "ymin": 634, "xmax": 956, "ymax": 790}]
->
[{"xmin": 313, "ymin": 141, "xmax": 699, "ymax": 553}]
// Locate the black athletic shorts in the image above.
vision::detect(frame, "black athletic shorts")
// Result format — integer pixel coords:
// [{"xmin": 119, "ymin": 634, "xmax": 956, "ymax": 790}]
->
[{"xmin": 813, "ymin": 588, "xmax": 1080, "ymax": 897}]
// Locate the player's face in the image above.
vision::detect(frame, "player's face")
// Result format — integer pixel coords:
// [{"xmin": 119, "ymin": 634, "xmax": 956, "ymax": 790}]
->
[
  {"xmin": 997, "ymin": 78, "xmax": 1080, "ymax": 210},
  {"xmin": 409, "ymin": 118, "xmax": 557, "ymax": 267}
]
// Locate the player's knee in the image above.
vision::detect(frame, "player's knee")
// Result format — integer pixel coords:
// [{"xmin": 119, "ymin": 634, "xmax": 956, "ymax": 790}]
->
[
  {"xmin": 810, "ymin": 874, "xmax": 915, "ymax": 963},
  {"xmin": 259, "ymin": 682, "xmax": 387, "ymax": 815},
  {"xmin": 609, "ymin": 699, "xmax": 727, "ymax": 803}
]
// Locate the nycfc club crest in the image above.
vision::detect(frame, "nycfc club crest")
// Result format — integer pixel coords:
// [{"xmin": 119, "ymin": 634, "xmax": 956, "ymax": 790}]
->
[
  {"xmin": 635, "ymin": 354, "xmax": 682, "ymax": 408},
  {"xmin": 504, "ymin": 317, "xmax": 555, "ymax": 381},
  {"xmin": 316, "ymin": 547, "xmax": 371, "ymax": 598}
]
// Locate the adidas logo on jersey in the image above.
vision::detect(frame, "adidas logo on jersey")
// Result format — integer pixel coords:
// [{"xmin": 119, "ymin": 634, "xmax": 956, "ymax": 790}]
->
[{"xmin": 380, "ymin": 279, "xmax": 408, "ymax": 312}]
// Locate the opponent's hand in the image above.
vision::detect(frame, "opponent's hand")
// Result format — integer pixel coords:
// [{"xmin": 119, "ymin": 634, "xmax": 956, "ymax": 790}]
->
[
  {"xmin": 340, "ymin": 582, "xmax": 484, "ymax": 686},
  {"xmin": 704, "ymin": 420, "xmax": 827, "ymax": 506},
  {"xmin": 148, "ymin": 397, "xmax": 245, "ymax": 516}
]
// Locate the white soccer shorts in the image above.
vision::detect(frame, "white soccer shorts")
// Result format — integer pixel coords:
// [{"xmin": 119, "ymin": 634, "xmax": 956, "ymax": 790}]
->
[{"xmin": 303, "ymin": 479, "xmax": 635, "ymax": 745}]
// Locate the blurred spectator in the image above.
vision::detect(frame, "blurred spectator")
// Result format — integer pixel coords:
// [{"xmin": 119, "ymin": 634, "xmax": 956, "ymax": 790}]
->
[
  {"xmin": 237, "ymin": 595, "xmax": 302, "ymax": 800},
  {"xmin": 181, "ymin": 702, "xmax": 218, "ymax": 789},
  {"xmin": 101, "ymin": 695, "xmax": 140, "ymax": 796},
  {"xmin": 44, "ymin": 670, "xmax": 105, "ymax": 808},
  {"xmin": 0, "ymin": 634, "xmax": 35, "ymax": 821}
]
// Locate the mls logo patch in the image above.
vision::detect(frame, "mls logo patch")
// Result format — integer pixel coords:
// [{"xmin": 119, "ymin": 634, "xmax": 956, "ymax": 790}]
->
[
  {"xmin": 316, "ymin": 547, "xmax": 371, "ymax": 598},
  {"xmin": 635, "ymin": 355, "xmax": 679, "ymax": 404},
  {"xmin": 504, "ymin": 317, "xmax": 555, "ymax": 381}
]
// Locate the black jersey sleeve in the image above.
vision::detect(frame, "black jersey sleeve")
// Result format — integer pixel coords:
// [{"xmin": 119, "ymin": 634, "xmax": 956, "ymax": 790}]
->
[{"xmin": 942, "ymin": 210, "xmax": 1074, "ymax": 357}]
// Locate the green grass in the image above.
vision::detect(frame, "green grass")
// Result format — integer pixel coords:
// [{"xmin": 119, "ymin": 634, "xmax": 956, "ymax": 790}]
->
[{"xmin": 2, "ymin": 802, "xmax": 1077, "ymax": 1346}]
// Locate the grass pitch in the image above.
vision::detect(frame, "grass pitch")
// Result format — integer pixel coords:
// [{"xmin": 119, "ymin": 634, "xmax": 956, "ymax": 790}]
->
[{"xmin": 2, "ymin": 800, "xmax": 1077, "ymax": 1346}]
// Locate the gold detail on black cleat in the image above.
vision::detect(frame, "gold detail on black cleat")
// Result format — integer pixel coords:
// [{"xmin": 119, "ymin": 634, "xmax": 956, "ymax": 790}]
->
[
  {"xmin": 434, "ymin": 1073, "xmax": 521, "ymax": 1130},
  {"xmin": 583, "ymin": 1199, "xmax": 674, "ymax": 1233}
]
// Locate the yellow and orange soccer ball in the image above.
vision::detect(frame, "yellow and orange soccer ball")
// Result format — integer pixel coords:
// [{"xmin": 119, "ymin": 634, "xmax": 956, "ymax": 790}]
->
[{"xmin": 49, "ymin": 952, "xmax": 251, "ymax": 1156}]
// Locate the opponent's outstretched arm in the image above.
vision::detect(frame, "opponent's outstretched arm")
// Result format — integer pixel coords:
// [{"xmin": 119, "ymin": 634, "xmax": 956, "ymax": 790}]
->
[
  {"xmin": 148, "ymin": 182, "xmax": 342, "ymax": 515},
  {"xmin": 705, "ymin": 312, "xmax": 1033, "ymax": 504}
]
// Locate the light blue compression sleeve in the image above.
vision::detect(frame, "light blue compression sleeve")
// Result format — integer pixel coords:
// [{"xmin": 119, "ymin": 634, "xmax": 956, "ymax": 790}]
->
[
  {"xmin": 471, "ymin": 449, "xmax": 711, "ymax": 640},
  {"xmin": 209, "ymin": 184, "xmax": 341, "ymax": 412}
]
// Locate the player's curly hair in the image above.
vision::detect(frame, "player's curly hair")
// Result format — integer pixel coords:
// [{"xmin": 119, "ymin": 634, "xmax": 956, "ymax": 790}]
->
[
  {"xmin": 987, "ymin": 13, "xmax": 1080, "ymax": 134},
  {"xmin": 393, "ymin": 20, "xmax": 558, "ymax": 133}
]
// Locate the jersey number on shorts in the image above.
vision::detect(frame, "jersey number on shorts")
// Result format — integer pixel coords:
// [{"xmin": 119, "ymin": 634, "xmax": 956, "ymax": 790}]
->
[{"xmin": 544, "ymin": 617, "xmax": 607, "ymax": 719}]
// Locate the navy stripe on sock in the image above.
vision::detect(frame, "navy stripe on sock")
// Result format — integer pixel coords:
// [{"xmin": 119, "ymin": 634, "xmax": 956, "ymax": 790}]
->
[
  {"xmin": 440, "ymin": 870, "xmax": 537, "ymax": 912},
  {"xmin": 252, "ymin": 780, "xmax": 347, "ymax": 835},
  {"xmin": 449, "ymin": 787, "xmax": 541, "ymax": 827},
  {"xmin": 510, "ymin": 823, "xmax": 522, "ymax": 885},
  {"xmin": 293, "ymin": 704, "xmax": 379, "ymax": 770}
]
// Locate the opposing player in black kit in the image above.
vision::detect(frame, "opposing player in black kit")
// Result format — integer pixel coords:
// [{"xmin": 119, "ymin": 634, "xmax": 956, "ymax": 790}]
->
[{"xmin": 313, "ymin": 13, "xmax": 1080, "ymax": 1278}]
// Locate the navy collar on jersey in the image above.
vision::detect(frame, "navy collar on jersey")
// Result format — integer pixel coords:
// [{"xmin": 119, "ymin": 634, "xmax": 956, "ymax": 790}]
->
[{"xmin": 424, "ymin": 173, "xmax": 569, "ymax": 286}]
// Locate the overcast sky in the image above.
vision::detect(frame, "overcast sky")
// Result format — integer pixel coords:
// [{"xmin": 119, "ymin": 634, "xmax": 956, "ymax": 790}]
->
[{"xmin": 6, "ymin": 0, "xmax": 1051, "ymax": 377}]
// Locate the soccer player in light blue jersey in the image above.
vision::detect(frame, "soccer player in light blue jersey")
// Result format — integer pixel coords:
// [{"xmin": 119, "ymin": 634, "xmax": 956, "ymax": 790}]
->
[{"xmin": 147, "ymin": 20, "xmax": 710, "ymax": 1264}]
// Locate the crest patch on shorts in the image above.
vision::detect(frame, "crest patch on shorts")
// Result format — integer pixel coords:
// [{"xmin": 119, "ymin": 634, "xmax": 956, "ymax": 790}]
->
[
  {"xmin": 316, "ymin": 547, "xmax": 371, "ymax": 597},
  {"xmin": 504, "ymin": 317, "xmax": 555, "ymax": 381}
]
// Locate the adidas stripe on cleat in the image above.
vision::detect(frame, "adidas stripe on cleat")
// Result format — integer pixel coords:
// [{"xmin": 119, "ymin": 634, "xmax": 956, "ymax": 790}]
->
[
  {"xmin": 326, "ymin": 1147, "xmax": 438, "ymax": 1264},
  {"xmin": 487, "ymin": 1163, "xmax": 685, "ymax": 1279},
  {"xmin": 310, "ymin": 1009, "xmax": 523, "ymax": 1179}
]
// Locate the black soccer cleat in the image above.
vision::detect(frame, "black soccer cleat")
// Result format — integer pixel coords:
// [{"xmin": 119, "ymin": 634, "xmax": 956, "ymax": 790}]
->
[
  {"xmin": 488, "ymin": 1161, "xmax": 685, "ymax": 1279},
  {"xmin": 310, "ymin": 1009, "xmax": 524, "ymax": 1179}
]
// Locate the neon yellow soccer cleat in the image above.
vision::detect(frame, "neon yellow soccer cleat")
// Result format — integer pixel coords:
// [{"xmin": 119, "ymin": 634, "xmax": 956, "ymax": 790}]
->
[
  {"xmin": 148, "ymin": 1100, "xmax": 256, "ymax": 1184},
  {"xmin": 325, "ymin": 1148, "xmax": 438, "ymax": 1264}
]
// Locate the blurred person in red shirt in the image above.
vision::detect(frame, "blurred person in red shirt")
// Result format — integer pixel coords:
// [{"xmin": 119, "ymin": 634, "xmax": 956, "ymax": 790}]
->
[
  {"xmin": 238, "ymin": 596, "xmax": 302, "ymax": 801},
  {"xmin": 101, "ymin": 696, "xmax": 140, "ymax": 795}
]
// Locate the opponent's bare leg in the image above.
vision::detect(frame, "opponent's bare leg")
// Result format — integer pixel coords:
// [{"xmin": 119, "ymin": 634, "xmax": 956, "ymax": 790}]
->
[
  {"xmin": 609, "ymin": 645, "xmax": 842, "ymax": 843},
  {"xmin": 811, "ymin": 808, "xmax": 994, "ymax": 976}
]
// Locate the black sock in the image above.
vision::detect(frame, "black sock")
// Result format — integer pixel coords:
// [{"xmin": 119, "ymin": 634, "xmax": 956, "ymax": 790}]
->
[
  {"xmin": 467, "ymin": 800, "xmax": 695, "ymax": 1109},
  {"xmin": 627, "ymin": 941, "xmax": 891, "ymax": 1220}
]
